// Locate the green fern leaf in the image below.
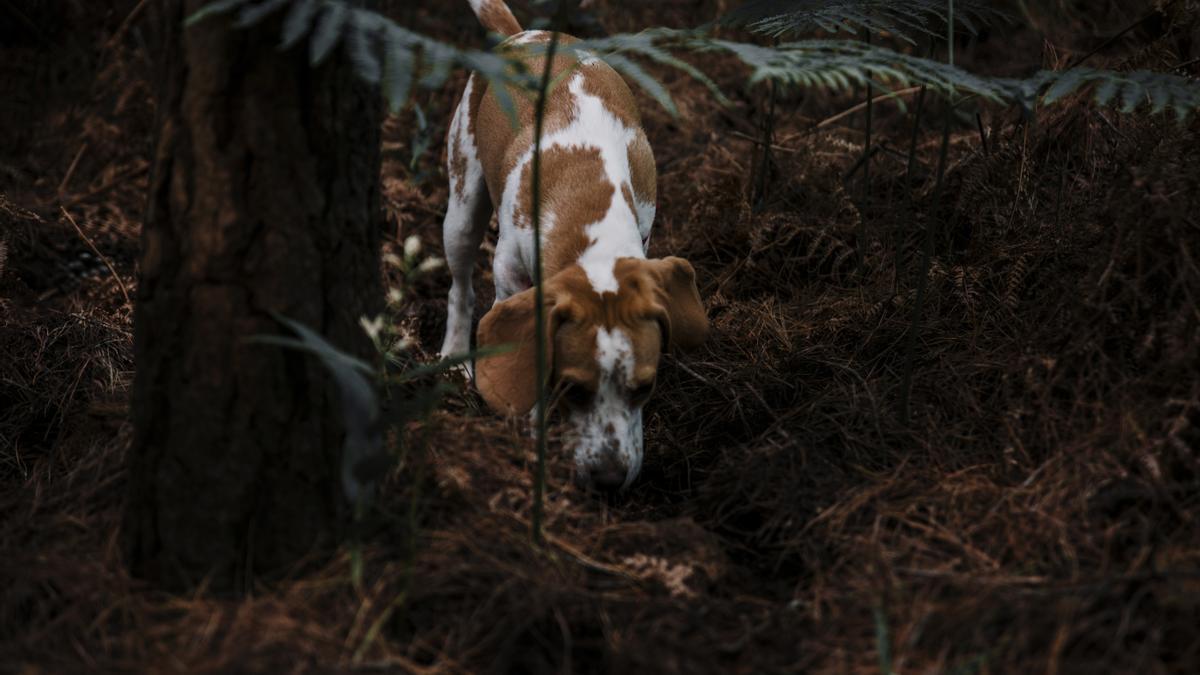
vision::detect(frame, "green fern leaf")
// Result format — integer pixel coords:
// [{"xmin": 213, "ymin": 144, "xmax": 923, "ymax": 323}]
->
[
  {"xmin": 1148, "ymin": 79, "xmax": 1172, "ymax": 115},
  {"xmin": 1042, "ymin": 69, "xmax": 1083, "ymax": 105},
  {"xmin": 1121, "ymin": 79, "xmax": 1145, "ymax": 113},
  {"xmin": 604, "ymin": 53, "xmax": 678, "ymax": 116},
  {"xmin": 185, "ymin": 0, "xmax": 249, "ymax": 26},
  {"xmin": 382, "ymin": 28, "xmax": 415, "ymax": 113},
  {"xmin": 1094, "ymin": 76, "xmax": 1120, "ymax": 107},
  {"xmin": 417, "ymin": 41, "xmax": 454, "ymax": 89},
  {"xmin": 347, "ymin": 10, "xmax": 381, "ymax": 84},
  {"xmin": 280, "ymin": 0, "xmax": 321, "ymax": 49},
  {"xmin": 310, "ymin": 2, "xmax": 348, "ymax": 65},
  {"xmin": 569, "ymin": 30, "xmax": 730, "ymax": 106},
  {"xmin": 236, "ymin": 0, "xmax": 289, "ymax": 27}
]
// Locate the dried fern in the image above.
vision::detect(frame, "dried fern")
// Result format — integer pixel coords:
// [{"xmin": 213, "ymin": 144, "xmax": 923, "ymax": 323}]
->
[{"xmin": 1002, "ymin": 254, "xmax": 1031, "ymax": 312}]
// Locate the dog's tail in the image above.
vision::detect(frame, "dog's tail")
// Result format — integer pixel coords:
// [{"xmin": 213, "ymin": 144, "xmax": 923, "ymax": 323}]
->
[{"xmin": 468, "ymin": 0, "xmax": 522, "ymax": 37}]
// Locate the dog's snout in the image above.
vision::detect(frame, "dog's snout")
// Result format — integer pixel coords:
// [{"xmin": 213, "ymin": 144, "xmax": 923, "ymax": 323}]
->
[
  {"xmin": 588, "ymin": 464, "xmax": 627, "ymax": 492},
  {"xmin": 580, "ymin": 450, "xmax": 628, "ymax": 493}
]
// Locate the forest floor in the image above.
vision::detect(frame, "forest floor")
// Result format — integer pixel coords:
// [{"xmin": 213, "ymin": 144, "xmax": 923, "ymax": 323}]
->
[{"xmin": 3, "ymin": 1, "xmax": 1200, "ymax": 672}]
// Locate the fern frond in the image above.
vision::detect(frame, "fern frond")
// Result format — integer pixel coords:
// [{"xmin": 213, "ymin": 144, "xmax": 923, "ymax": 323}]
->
[
  {"xmin": 189, "ymin": 1, "xmax": 1200, "ymax": 122},
  {"xmin": 723, "ymin": 0, "xmax": 1011, "ymax": 44},
  {"xmin": 564, "ymin": 28, "xmax": 732, "ymax": 107},
  {"xmin": 1028, "ymin": 67, "xmax": 1200, "ymax": 120},
  {"xmin": 189, "ymin": 0, "xmax": 540, "ymax": 114},
  {"xmin": 708, "ymin": 38, "xmax": 1017, "ymax": 103}
]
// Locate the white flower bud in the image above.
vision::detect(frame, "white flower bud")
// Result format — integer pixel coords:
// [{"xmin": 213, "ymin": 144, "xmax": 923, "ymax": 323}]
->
[
  {"xmin": 404, "ymin": 235, "xmax": 422, "ymax": 259},
  {"xmin": 359, "ymin": 315, "xmax": 385, "ymax": 341},
  {"xmin": 418, "ymin": 256, "xmax": 444, "ymax": 273}
]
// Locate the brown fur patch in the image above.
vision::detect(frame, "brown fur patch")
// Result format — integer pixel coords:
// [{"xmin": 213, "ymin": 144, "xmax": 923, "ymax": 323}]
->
[
  {"xmin": 514, "ymin": 146, "xmax": 612, "ymax": 276},
  {"xmin": 477, "ymin": 257, "xmax": 708, "ymax": 414},
  {"xmin": 548, "ymin": 265, "xmax": 664, "ymax": 391},
  {"xmin": 447, "ymin": 74, "xmax": 489, "ymax": 201},
  {"xmin": 626, "ymin": 131, "xmax": 656, "ymax": 208},
  {"xmin": 580, "ymin": 64, "xmax": 641, "ymax": 129}
]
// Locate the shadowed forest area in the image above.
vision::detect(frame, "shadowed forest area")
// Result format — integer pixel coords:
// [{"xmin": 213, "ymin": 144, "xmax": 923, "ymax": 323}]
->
[{"xmin": 3, "ymin": 0, "xmax": 1200, "ymax": 672}]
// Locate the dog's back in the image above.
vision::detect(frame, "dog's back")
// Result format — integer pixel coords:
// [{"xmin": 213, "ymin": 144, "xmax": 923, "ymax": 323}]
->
[{"xmin": 451, "ymin": 13, "xmax": 657, "ymax": 289}]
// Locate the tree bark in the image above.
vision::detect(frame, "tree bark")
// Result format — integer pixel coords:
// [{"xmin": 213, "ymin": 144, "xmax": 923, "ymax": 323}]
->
[{"xmin": 125, "ymin": 0, "xmax": 382, "ymax": 591}]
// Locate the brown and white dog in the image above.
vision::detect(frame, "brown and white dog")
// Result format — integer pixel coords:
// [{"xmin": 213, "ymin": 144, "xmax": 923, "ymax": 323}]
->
[{"xmin": 440, "ymin": 0, "xmax": 709, "ymax": 491}]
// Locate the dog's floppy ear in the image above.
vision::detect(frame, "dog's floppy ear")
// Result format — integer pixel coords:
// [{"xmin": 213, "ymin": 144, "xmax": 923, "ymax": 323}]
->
[
  {"xmin": 643, "ymin": 256, "xmax": 708, "ymax": 351},
  {"xmin": 475, "ymin": 287, "xmax": 560, "ymax": 415}
]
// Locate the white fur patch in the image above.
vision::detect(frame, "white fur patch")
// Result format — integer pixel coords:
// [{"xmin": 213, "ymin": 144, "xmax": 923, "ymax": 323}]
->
[
  {"xmin": 509, "ymin": 30, "xmax": 547, "ymax": 45},
  {"xmin": 568, "ymin": 327, "xmax": 644, "ymax": 489},
  {"xmin": 440, "ymin": 74, "xmax": 484, "ymax": 359},
  {"xmin": 448, "ymin": 75, "xmax": 482, "ymax": 212}
]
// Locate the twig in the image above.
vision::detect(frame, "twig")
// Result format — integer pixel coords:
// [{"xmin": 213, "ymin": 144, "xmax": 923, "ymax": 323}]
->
[
  {"xmin": 103, "ymin": 0, "xmax": 151, "ymax": 52},
  {"xmin": 60, "ymin": 206, "xmax": 131, "ymax": 307},
  {"xmin": 842, "ymin": 144, "xmax": 883, "ymax": 183},
  {"xmin": 812, "ymin": 86, "xmax": 924, "ymax": 132},
  {"xmin": 729, "ymin": 131, "xmax": 801, "ymax": 154},
  {"xmin": 1066, "ymin": 12, "xmax": 1158, "ymax": 70},
  {"xmin": 57, "ymin": 143, "xmax": 88, "ymax": 196},
  {"xmin": 674, "ymin": 360, "xmax": 714, "ymax": 388},
  {"xmin": 62, "ymin": 164, "xmax": 149, "ymax": 208},
  {"xmin": 974, "ymin": 111, "xmax": 989, "ymax": 157},
  {"xmin": 1173, "ymin": 56, "xmax": 1200, "ymax": 72}
]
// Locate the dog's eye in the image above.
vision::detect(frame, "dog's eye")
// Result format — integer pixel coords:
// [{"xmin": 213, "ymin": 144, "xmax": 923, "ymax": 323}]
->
[
  {"xmin": 560, "ymin": 380, "xmax": 594, "ymax": 408},
  {"xmin": 630, "ymin": 381, "xmax": 654, "ymax": 404}
]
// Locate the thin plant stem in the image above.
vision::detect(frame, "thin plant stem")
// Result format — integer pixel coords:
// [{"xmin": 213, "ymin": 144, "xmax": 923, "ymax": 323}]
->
[
  {"xmin": 530, "ymin": 2, "xmax": 569, "ymax": 545},
  {"xmin": 859, "ymin": 27, "xmax": 872, "ymax": 276},
  {"xmin": 899, "ymin": 2, "xmax": 955, "ymax": 424},
  {"xmin": 948, "ymin": 0, "xmax": 954, "ymax": 68},
  {"xmin": 753, "ymin": 65, "xmax": 778, "ymax": 211},
  {"xmin": 894, "ymin": 37, "xmax": 936, "ymax": 294},
  {"xmin": 896, "ymin": 84, "xmax": 927, "ymax": 294},
  {"xmin": 1055, "ymin": 145, "xmax": 1069, "ymax": 238},
  {"xmin": 975, "ymin": 111, "xmax": 989, "ymax": 157},
  {"xmin": 899, "ymin": 103, "xmax": 951, "ymax": 425}
]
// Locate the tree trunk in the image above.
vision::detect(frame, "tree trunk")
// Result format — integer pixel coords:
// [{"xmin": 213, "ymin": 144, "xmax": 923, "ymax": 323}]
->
[{"xmin": 124, "ymin": 0, "xmax": 382, "ymax": 591}]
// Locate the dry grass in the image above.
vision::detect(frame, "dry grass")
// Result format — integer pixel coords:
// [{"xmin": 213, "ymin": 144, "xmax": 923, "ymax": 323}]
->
[{"xmin": 2, "ymin": 0, "xmax": 1199, "ymax": 672}]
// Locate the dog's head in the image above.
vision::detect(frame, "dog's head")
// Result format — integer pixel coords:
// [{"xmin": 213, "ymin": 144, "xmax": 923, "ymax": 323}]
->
[{"xmin": 476, "ymin": 257, "xmax": 708, "ymax": 492}]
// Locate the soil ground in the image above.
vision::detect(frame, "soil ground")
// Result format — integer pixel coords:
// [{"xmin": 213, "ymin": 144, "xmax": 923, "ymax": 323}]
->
[{"xmin": 2, "ymin": 1, "xmax": 1199, "ymax": 672}]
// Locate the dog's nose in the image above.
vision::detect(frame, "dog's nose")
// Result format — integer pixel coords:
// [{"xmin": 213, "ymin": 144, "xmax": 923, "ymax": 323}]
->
[
  {"xmin": 588, "ymin": 464, "xmax": 628, "ymax": 493},
  {"xmin": 580, "ymin": 449, "xmax": 628, "ymax": 493}
]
